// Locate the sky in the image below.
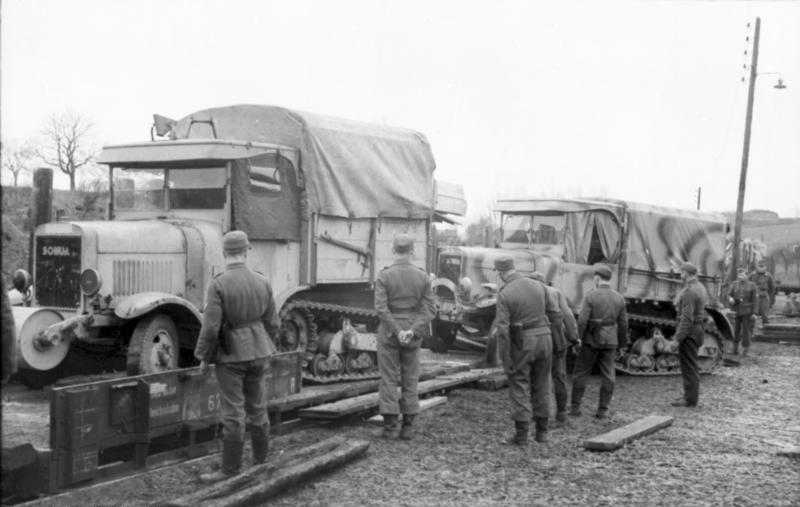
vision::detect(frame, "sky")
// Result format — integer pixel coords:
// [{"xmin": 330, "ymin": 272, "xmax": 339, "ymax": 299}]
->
[{"xmin": 2, "ymin": 0, "xmax": 799, "ymax": 221}]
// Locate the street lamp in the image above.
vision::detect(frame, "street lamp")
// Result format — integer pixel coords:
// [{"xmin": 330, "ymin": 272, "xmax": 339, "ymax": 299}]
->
[{"xmin": 729, "ymin": 17, "xmax": 787, "ymax": 282}]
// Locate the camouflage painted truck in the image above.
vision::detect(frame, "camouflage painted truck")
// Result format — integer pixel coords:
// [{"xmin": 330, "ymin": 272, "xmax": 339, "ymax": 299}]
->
[
  {"xmin": 10, "ymin": 105, "xmax": 444, "ymax": 387},
  {"xmin": 431, "ymin": 198, "xmax": 733, "ymax": 375}
]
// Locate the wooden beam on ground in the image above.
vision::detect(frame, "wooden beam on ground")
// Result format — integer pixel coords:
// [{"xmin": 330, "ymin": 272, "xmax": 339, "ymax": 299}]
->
[
  {"xmin": 297, "ymin": 368, "xmax": 502, "ymax": 420},
  {"xmin": 584, "ymin": 415, "xmax": 674, "ymax": 452},
  {"xmin": 162, "ymin": 436, "xmax": 347, "ymax": 507},
  {"xmin": 475, "ymin": 371, "xmax": 508, "ymax": 390},
  {"xmin": 366, "ymin": 396, "xmax": 448, "ymax": 425},
  {"xmin": 195, "ymin": 439, "xmax": 370, "ymax": 507}
]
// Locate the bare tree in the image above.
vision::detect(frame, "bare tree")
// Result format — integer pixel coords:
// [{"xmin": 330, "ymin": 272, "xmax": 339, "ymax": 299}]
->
[
  {"xmin": 1, "ymin": 139, "xmax": 36, "ymax": 187},
  {"xmin": 38, "ymin": 112, "xmax": 96, "ymax": 190}
]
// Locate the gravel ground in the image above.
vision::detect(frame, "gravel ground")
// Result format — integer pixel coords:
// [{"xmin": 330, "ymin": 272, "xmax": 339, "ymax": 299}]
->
[{"xmin": 21, "ymin": 341, "xmax": 800, "ymax": 507}]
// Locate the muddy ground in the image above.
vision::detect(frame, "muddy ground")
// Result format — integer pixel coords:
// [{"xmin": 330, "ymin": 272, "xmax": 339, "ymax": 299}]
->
[{"xmin": 20, "ymin": 338, "xmax": 799, "ymax": 507}]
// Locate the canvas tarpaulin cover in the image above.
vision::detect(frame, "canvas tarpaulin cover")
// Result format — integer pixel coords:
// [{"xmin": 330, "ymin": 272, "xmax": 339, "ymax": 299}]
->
[
  {"xmin": 172, "ymin": 105, "xmax": 436, "ymax": 220},
  {"xmin": 623, "ymin": 202, "xmax": 727, "ymax": 277}
]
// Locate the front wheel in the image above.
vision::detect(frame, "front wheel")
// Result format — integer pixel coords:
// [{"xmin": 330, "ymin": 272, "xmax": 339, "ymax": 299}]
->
[{"xmin": 126, "ymin": 313, "xmax": 180, "ymax": 375}]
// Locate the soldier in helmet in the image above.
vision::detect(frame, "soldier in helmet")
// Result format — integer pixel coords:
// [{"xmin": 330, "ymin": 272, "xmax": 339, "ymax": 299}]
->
[
  {"xmin": 570, "ymin": 264, "xmax": 627, "ymax": 419},
  {"xmin": 671, "ymin": 261, "xmax": 707, "ymax": 407},
  {"xmin": 749, "ymin": 260, "xmax": 775, "ymax": 327},
  {"xmin": 727, "ymin": 267, "xmax": 758, "ymax": 356},
  {"xmin": 530, "ymin": 271, "xmax": 578, "ymax": 425},
  {"xmin": 194, "ymin": 230, "xmax": 280, "ymax": 482},
  {"xmin": 494, "ymin": 257, "xmax": 552, "ymax": 445},
  {"xmin": 374, "ymin": 234, "xmax": 435, "ymax": 440}
]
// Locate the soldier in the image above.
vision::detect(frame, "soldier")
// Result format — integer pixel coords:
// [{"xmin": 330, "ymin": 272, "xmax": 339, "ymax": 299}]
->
[
  {"xmin": 671, "ymin": 261, "xmax": 707, "ymax": 407},
  {"xmin": 194, "ymin": 231, "xmax": 280, "ymax": 482},
  {"xmin": 1, "ymin": 273, "xmax": 17, "ymax": 385},
  {"xmin": 494, "ymin": 257, "xmax": 552, "ymax": 445},
  {"xmin": 374, "ymin": 234, "xmax": 435, "ymax": 440},
  {"xmin": 570, "ymin": 264, "xmax": 627, "ymax": 419},
  {"xmin": 749, "ymin": 260, "xmax": 775, "ymax": 327},
  {"xmin": 727, "ymin": 267, "xmax": 758, "ymax": 356},
  {"xmin": 530, "ymin": 271, "xmax": 578, "ymax": 425}
]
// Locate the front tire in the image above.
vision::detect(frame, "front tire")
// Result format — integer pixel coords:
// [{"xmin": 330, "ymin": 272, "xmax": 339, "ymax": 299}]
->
[{"xmin": 126, "ymin": 313, "xmax": 180, "ymax": 375}]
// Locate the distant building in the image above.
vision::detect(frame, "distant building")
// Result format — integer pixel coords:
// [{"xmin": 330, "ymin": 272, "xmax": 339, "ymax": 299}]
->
[{"xmin": 743, "ymin": 209, "xmax": 779, "ymax": 223}]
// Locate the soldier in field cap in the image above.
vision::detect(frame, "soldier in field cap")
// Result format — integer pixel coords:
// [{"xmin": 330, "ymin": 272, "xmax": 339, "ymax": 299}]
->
[
  {"xmin": 194, "ymin": 230, "xmax": 280, "ymax": 482},
  {"xmin": 374, "ymin": 233, "xmax": 435, "ymax": 440},
  {"xmin": 570, "ymin": 263, "xmax": 627, "ymax": 419},
  {"xmin": 670, "ymin": 261, "xmax": 707, "ymax": 407},
  {"xmin": 749, "ymin": 259, "xmax": 775, "ymax": 327},
  {"xmin": 493, "ymin": 255, "xmax": 553, "ymax": 445}
]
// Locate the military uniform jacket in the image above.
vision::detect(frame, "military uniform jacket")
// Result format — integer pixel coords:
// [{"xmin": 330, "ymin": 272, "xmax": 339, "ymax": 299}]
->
[
  {"xmin": 728, "ymin": 279, "xmax": 758, "ymax": 316},
  {"xmin": 674, "ymin": 278, "xmax": 707, "ymax": 343},
  {"xmin": 194, "ymin": 262, "xmax": 279, "ymax": 363},
  {"xmin": 577, "ymin": 283, "xmax": 628, "ymax": 349},
  {"xmin": 1, "ymin": 274, "xmax": 17, "ymax": 383},
  {"xmin": 495, "ymin": 273, "xmax": 551, "ymax": 342},
  {"xmin": 749, "ymin": 271, "xmax": 775, "ymax": 300},
  {"xmin": 544, "ymin": 285, "xmax": 579, "ymax": 351},
  {"xmin": 374, "ymin": 258, "xmax": 435, "ymax": 338}
]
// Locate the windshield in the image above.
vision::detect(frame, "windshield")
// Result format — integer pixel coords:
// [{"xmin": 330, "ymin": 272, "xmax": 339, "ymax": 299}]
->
[
  {"xmin": 502, "ymin": 213, "xmax": 565, "ymax": 245},
  {"xmin": 113, "ymin": 166, "xmax": 226, "ymax": 210}
]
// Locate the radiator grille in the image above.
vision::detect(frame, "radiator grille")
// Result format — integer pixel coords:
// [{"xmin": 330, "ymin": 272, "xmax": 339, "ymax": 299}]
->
[{"xmin": 113, "ymin": 259, "xmax": 173, "ymax": 296}]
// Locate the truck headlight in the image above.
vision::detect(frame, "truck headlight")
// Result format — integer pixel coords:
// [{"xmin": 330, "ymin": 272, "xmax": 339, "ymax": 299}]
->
[
  {"xmin": 12, "ymin": 269, "xmax": 32, "ymax": 293},
  {"xmin": 80, "ymin": 268, "xmax": 103, "ymax": 296}
]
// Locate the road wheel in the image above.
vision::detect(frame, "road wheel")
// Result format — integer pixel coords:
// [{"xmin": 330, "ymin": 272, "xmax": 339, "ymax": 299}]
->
[{"xmin": 127, "ymin": 313, "xmax": 179, "ymax": 375}]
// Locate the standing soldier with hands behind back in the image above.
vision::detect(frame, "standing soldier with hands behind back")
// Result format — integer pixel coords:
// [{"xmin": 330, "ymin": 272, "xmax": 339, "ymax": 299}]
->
[
  {"xmin": 374, "ymin": 234, "xmax": 435, "ymax": 441},
  {"xmin": 194, "ymin": 231, "xmax": 280, "ymax": 483},
  {"xmin": 749, "ymin": 260, "xmax": 775, "ymax": 328},
  {"xmin": 494, "ymin": 257, "xmax": 553, "ymax": 445},
  {"xmin": 727, "ymin": 267, "xmax": 757, "ymax": 356},
  {"xmin": 671, "ymin": 262, "xmax": 707, "ymax": 407},
  {"xmin": 570, "ymin": 264, "xmax": 627, "ymax": 420}
]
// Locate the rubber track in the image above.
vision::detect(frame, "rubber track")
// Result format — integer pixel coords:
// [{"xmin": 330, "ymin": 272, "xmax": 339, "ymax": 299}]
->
[
  {"xmin": 616, "ymin": 312, "xmax": 723, "ymax": 376},
  {"xmin": 281, "ymin": 300, "xmax": 381, "ymax": 384}
]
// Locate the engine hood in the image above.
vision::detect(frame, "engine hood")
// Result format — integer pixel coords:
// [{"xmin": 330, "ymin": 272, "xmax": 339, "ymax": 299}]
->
[{"xmin": 37, "ymin": 221, "xmax": 186, "ymax": 253}]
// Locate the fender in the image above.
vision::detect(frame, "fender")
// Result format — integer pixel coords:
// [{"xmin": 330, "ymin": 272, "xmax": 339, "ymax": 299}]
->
[
  {"xmin": 275, "ymin": 285, "xmax": 311, "ymax": 312},
  {"xmin": 114, "ymin": 291, "xmax": 202, "ymax": 323},
  {"xmin": 706, "ymin": 306, "xmax": 734, "ymax": 342}
]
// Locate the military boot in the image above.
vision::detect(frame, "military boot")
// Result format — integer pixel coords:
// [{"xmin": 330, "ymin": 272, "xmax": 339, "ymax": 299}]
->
[
  {"xmin": 742, "ymin": 346, "xmax": 749, "ymax": 357},
  {"xmin": 400, "ymin": 414, "xmax": 416, "ymax": 441},
  {"xmin": 504, "ymin": 421, "xmax": 529, "ymax": 445},
  {"xmin": 534, "ymin": 418, "xmax": 549, "ymax": 443},
  {"xmin": 200, "ymin": 440, "xmax": 243, "ymax": 484},
  {"xmin": 251, "ymin": 429, "xmax": 269, "ymax": 464},
  {"xmin": 555, "ymin": 411, "xmax": 567, "ymax": 425},
  {"xmin": 381, "ymin": 414, "xmax": 400, "ymax": 439}
]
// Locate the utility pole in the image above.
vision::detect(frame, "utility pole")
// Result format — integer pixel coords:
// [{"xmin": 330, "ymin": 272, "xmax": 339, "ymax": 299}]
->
[
  {"xmin": 696, "ymin": 187, "xmax": 701, "ymax": 210},
  {"xmin": 731, "ymin": 17, "xmax": 760, "ymax": 282}
]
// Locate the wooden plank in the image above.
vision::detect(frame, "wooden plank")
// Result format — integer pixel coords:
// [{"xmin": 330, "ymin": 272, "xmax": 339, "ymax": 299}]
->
[
  {"xmin": 366, "ymin": 396, "xmax": 448, "ymax": 425},
  {"xmin": 584, "ymin": 415, "xmax": 674, "ymax": 451},
  {"xmin": 475, "ymin": 372, "xmax": 508, "ymax": 391},
  {"xmin": 298, "ymin": 368, "xmax": 501, "ymax": 419},
  {"xmin": 192, "ymin": 439, "xmax": 370, "ymax": 507}
]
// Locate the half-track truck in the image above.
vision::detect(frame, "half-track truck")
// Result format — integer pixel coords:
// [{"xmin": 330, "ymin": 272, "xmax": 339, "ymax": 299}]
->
[
  {"xmin": 11, "ymin": 105, "xmax": 443, "ymax": 387},
  {"xmin": 432, "ymin": 198, "xmax": 734, "ymax": 375}
]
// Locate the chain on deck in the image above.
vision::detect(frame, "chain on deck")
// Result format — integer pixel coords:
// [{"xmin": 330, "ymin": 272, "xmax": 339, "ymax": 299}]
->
[
  {"xmin": 616, "ymin": 312, "xmax": 723, "ymax": 376},
  {"xmin": 281, "ymin": 300, "xmax": 382, "ymax": 384}
]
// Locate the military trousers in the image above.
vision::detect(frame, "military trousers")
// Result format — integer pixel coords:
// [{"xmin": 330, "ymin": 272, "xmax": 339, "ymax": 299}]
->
[
  {"xmin": 507, "ymin": 331, "xmax": 552, "ymax": 422},
  {"xmin": 570, "ymin": 345, "xmax": 616, "ymax": 413},
  {"xmin": 678, "ymin": 330, "xmax": 702, "ymax": 405},
  {"xmin": 733, "ymin": 314, "xmax": 753, "ymax": 348},
  {"xmin": 377, "ymin": 324, "xmax": 421, "ymax": 415},
  {"xmin": 551, "ymin": 348, "xmax": 568, "ymax": 414},
  {"xmin": 216, "ymin": 358, "xmax": 270, "ymax": 444},
  {"xmin": 756, "ymin": 295, "xmax": 770, "ymax": 324}
]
